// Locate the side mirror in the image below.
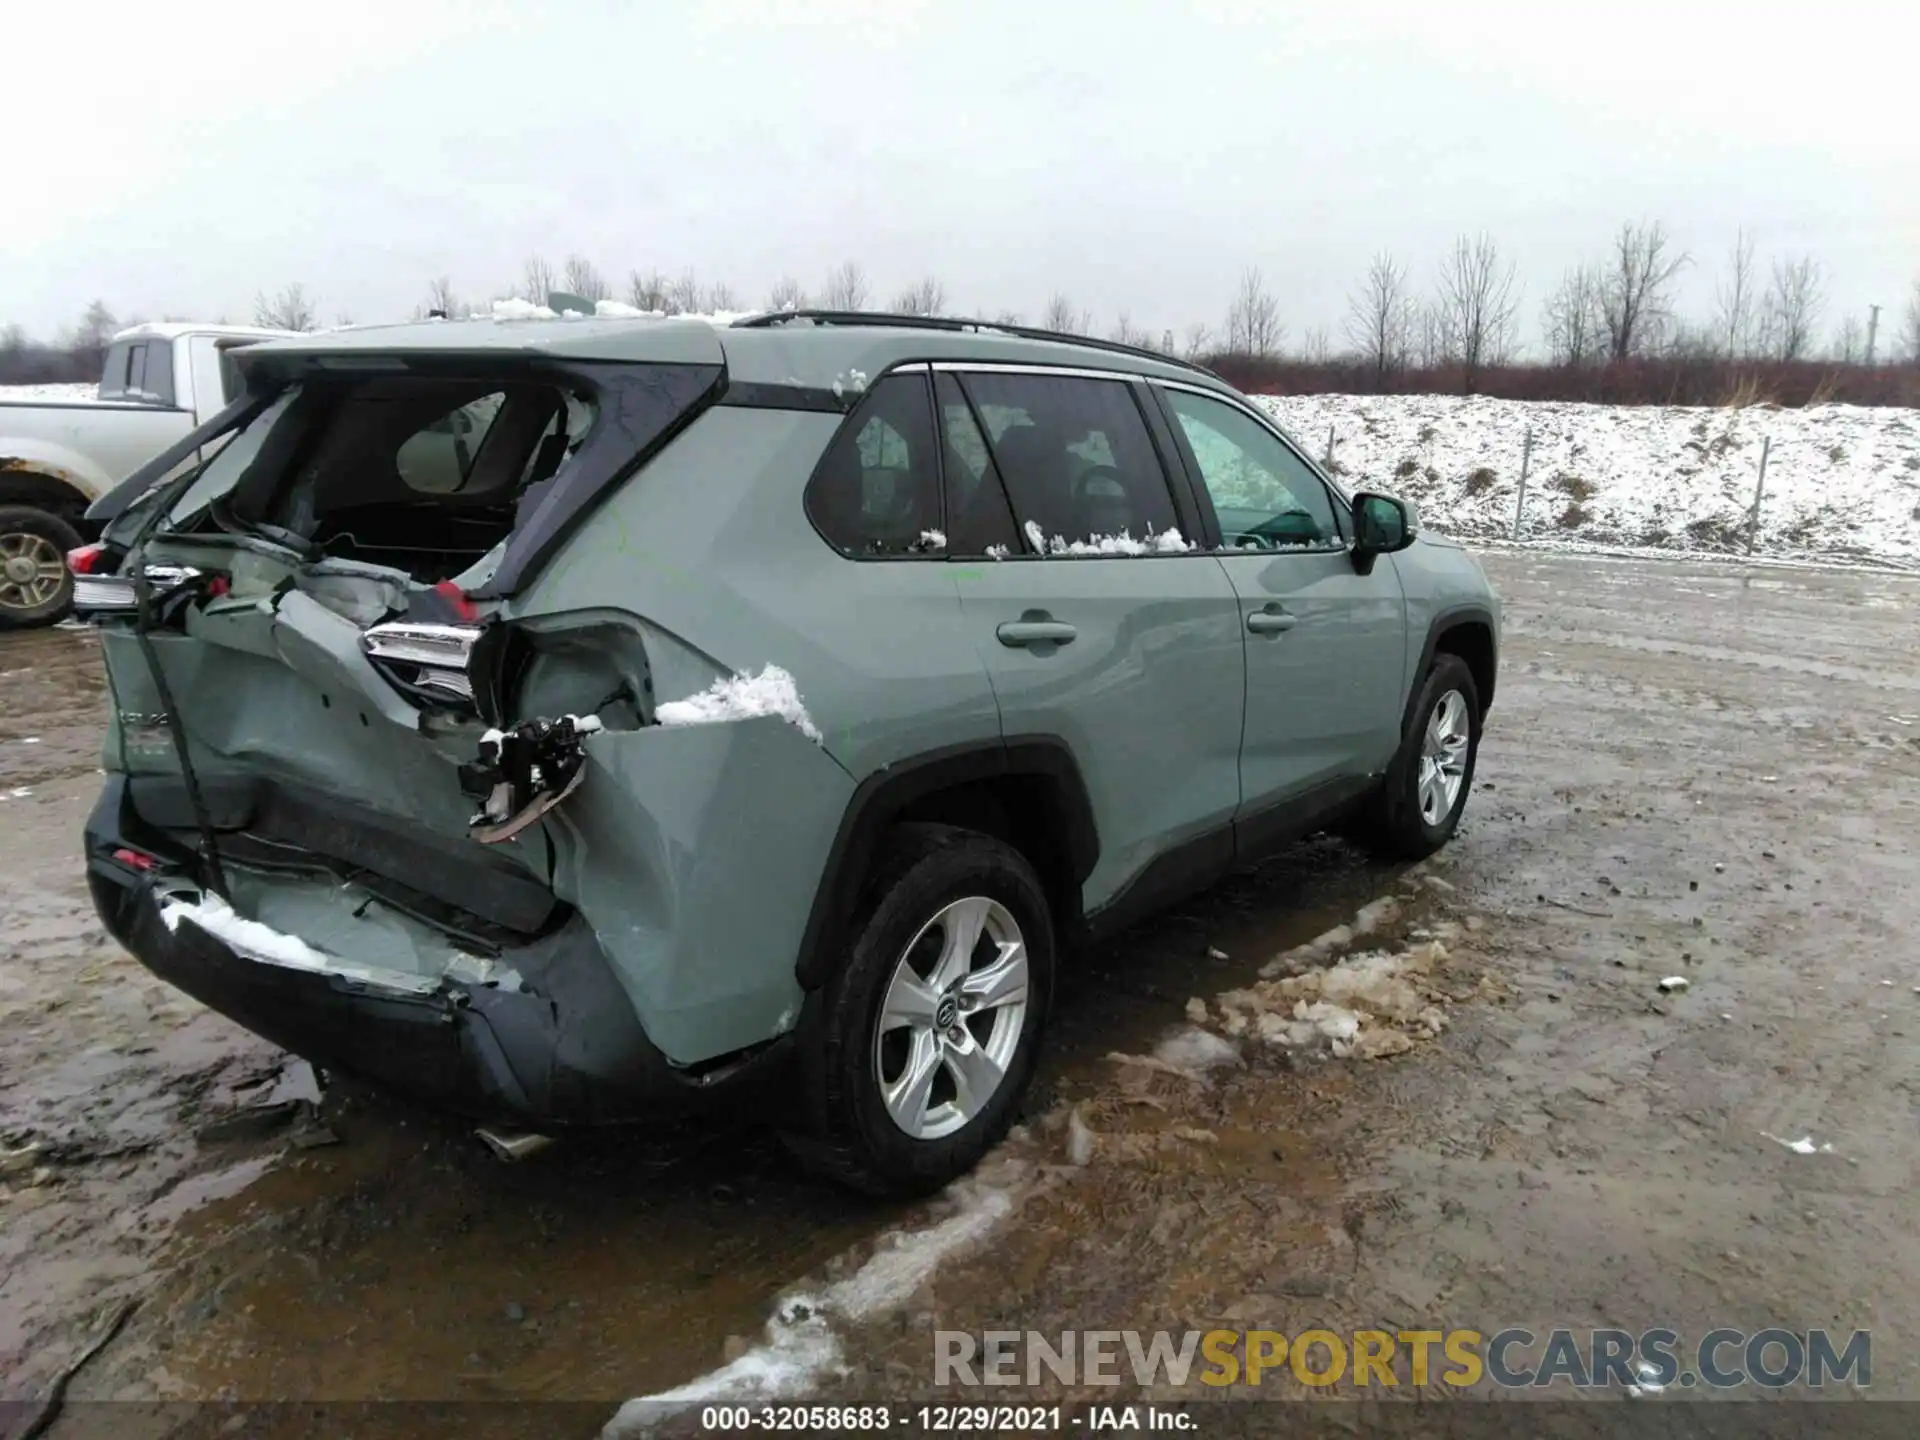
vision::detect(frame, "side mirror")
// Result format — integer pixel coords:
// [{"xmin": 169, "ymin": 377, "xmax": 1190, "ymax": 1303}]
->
[{"xmin": 1350, "ymin": 492, "xmax": 1416, "ymax": 560}]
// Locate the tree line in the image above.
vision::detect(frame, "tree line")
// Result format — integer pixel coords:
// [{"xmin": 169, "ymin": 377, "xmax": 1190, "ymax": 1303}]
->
[{"xmin": 8, "ymin": 231, "xmax": 1920, "ymax": 406}]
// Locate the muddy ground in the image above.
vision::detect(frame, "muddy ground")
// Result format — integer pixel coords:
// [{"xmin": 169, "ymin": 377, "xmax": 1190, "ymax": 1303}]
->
[{"xmin": 2, "ymin": 549, "xmax": 1916, "ymax": 1435}]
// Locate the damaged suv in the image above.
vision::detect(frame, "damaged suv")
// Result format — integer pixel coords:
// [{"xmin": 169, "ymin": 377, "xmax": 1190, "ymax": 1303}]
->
[{"xmin": 77, "ymin": 310, "xmax": 1498, "ymax": 1195}]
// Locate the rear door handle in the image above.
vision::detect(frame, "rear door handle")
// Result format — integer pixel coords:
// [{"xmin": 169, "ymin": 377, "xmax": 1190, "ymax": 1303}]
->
[
  {"xmin": 996, "ymin": 620, "xmax": 1078, "ymax": 648},
  {"xmin": 1247, "ymin": 607, "xmax": 1297, "ymax": 635}
]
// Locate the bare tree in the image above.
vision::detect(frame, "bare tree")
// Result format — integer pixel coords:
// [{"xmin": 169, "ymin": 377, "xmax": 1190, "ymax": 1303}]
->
[
  {"xmin": 665, "ymin": 270, "xmax": 701, "ymax": 315},
  {"xmin": 1181, "ymin": 322, "xmax": 1213, "ymax": 361},
  {"xmin": 1831, "ymin": 313, "xmax": 1864, "ymax": 365},
  {"xmin": 1599, "ymin": 222, "xmax": 1688, "ymax": 362},
  {"xmin": 627, "ymin": 269, "xmax": 669, "ymax": 311},
  {"xmin": 990, "ymin": 309, "xmax": 1024, "ymax": 327},
  {"xmin": 520, "ymin": 255, "xmax": 557, "ymax": 306},
  {"xmin": 1541, "ymin": 265, "xmax": 1603, "ymax": 367},
  {"xmin": 1902, "ymin": 279, "xmax": 1920, "ymax": 367},
  {"xmin": 1301, "ymin": 326, "xmax": 1332, "ymax": 364},
  {"xmin": 1343, "ymin": 251, "xmax": 1414, "ymax": 389},
  {"xmin": 562, "ymin": 255, "xmax": 610, "ymax": 303},
  {"xmin": 1712, "ymin": 229, "xmax": 1757, "ymax": 359},
  {"xmin": 1762, "ymin": 255, "xmax": 1823, "ymax": 362},
  {"xmin": 77, "ymin": 299, "xmax": 119, "ymax": 346},
  {"xmin": 891, "ymin": 276, "xmax": 947, "ymax": 316},
  {"xmin": 704, "ymin": 281, "xmax": 739, "ymax": 313},
  {"xmin": 1110, "ymin": 312, "xmax": 1151, "ymax": 348},
  {"xmin": 255, "ymin": 283, "xmax": 317, "ymax": 332},
  {"xmin": 820, "ymin": 260, "xmax": 869, "ymax": 311},
  {"xmin": 426, "ymin": 275, "xmax": 460, "ymax": 319},
  {"xmin": 1434, "ymin": 233, "xmax": 1520, "ymax": 391},
  {"xmin": 1041, "ymin": 294, "xmax": 1091, "ymax": 335},
  {"xmin": 1223, "ymin": 268, "xmax": 1284, "ymax": 357},
  {"xmin": 766, "ymin": 276, "xmax": 807, "ymax": 311}
]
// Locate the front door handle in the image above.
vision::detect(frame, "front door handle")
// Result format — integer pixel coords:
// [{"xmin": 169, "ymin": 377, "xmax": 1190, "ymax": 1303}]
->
[
  {"xmin": 1247, "ymin": 607, "xmax": 1297, "ymax": 635},
  {"xmin": 997, "ymin": 619, "xmax": 1078, "ymax": 648}
]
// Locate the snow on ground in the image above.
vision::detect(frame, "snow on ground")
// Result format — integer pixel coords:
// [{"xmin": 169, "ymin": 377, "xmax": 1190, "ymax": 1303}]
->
[
  {"xmin": 1255, "ymin": 394, "xmax": 1920, "ymax": 567},
  {"xmin": 603, "ymin": 1174, "xmax": 1023, "ymax": 1433},
  {"xmin": 0, "ymin": 382, "xmax": 98, "ymax": 404}
]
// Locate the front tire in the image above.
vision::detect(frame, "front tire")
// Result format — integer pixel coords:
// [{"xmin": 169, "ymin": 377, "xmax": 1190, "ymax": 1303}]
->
[
  {"xmin": 787, "ymin": 823, "xmax": 1053, "ymax": 1197},
  {"xmin": 1352, "ymin": 652, "xmax": 1482, "ymax": 860},
  {"xmin": 0, "ymin": 506, "xmax": 81, "ymax": 630}
]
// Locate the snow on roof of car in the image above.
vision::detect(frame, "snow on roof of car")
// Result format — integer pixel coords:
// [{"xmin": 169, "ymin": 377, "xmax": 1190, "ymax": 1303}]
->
[{"xmin": 110, "ymin": 321, "xmax": 301, "ymax": 343}]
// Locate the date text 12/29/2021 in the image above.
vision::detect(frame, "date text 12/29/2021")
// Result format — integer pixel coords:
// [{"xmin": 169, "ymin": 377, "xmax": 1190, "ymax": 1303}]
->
[{"xmin": 698, "ymin": 1405, "xmax": 1192, "ymax": 1431}]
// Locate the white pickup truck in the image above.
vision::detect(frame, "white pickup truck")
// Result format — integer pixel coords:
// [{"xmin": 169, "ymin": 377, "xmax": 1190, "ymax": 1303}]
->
[{"xmin": 0, "ymin": 322, "xmax": 293, "ymax": 627}]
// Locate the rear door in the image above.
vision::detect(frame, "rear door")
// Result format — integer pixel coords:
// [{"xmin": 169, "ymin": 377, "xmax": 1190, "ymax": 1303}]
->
[
  {"xmin": 1151, "ymin": 383, "xmax": 1407, "ymax": 828},
  {"xmin": 937, "ymin": 365, "xmax": 1245, "ymax": 915}
]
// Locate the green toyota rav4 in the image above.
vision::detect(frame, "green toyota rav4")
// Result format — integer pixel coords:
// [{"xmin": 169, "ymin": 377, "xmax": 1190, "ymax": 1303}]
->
[{"xmin": 76, "ymin": 310, "xmax": 1498, "ymax": 1194}]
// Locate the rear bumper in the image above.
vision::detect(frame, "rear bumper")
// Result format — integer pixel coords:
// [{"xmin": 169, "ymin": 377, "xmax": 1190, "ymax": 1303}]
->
[{"xmin": 84, "ymin": 778, "xmax": 791, "ymax": 1129}]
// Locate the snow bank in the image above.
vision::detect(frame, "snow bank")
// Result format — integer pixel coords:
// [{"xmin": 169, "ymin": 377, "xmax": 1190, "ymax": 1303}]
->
[
  {"xmin": 654, "ymin": 664, "xmax": 823, "ymax": 744},
  {"xmin": 603, "ymin": 1178, "xmax": 1019, "ymax": 1433},
  {"xmin": 0, "ymin": 382, "xmax": 99, "ymax": 404},
  {"xmin": 1255, "ymin": 394, "xmax": 1920, "ymax": 567}
]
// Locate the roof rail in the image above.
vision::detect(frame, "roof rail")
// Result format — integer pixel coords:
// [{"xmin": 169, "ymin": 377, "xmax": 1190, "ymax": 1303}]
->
[{"xmin": 732, "ymin": 309, "xmax": 1218, "ymax": 379}]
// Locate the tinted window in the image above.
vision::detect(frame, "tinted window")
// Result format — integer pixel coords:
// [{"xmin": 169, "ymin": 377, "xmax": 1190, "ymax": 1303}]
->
[
  {"xmin": 806, "ymin": 372, "xmax": 944, "ymax": 557},
  {"xmin": 933, "ymin": 373, "xmax": 1019, "ymax": 556},
  {"xmin": 955, "ymin": 372, "xmax": 1184, "ymax": 553},
  {"xmin": 1163, "ymin": 388, "xmax": 1341, "ymax": 550},
  {"xmin": 125, "ymin": 343, "xmax": 146, "ymax": 397}
]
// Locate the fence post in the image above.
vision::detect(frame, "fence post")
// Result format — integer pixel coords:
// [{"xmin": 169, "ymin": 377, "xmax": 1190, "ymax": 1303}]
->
[
  {"xmin": 1511, "ymin": 425, "xmax": 1533, "ymax": 540},
  {"xmin": 1746, "ymin": 435, "xmax": 1771, "ymax": 554},
  {"xmin": 1324, "ymin": 423, "xmax": 1336, "ymax": 470}
]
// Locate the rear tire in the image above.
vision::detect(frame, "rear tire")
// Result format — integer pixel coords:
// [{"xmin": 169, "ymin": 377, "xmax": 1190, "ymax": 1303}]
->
[
  {"xmin": 0, "ymin": 506, "xmax": 82, "ymax": 630},
  {"xmin": 1350, "ymin": 652, "xmax": 1482, "ymax": 861},
  {"xmin": 785, "ymin": 823, "xmax": 1053, "ymax": 1197}
]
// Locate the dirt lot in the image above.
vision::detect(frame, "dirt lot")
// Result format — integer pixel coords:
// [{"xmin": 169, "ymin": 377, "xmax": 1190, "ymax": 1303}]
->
[{"xmin": 3, "ymin": 549, "xmax": 1917, "ymax": 1435}]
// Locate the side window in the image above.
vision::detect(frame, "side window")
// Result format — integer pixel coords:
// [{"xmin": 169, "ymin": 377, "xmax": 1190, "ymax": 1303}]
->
[
  {"xmin": 954, "ymin": 372, "xmax": 1188, "ymax": 554},
  {"xmin": 1162, "ymin": 388, "xmax": 1341, "ymax": 550},
  {"xmin": 216, "ymin": 343, "xmax": 249, "ymax": 403},
  {"xmin": 125, "ymin": 343, "xmax": 147, "ymax": 398},
  {"xmin": 139, "ymin": 342, "xmax": 176, "ymax": 405},
  {"xmin": 806, "ymin": 372, "xmax": 944, "ymax": 557},
  {"xmin": 100, "ymin": 342, "xmax": 134, "ymax": 398},
  {"xmin": 933, "ymin": 372, "xmax": 1019, "ymax": 556},
  {"xmin": 395, "ymin": 392, "xmax": 507, "ymax": 495}
]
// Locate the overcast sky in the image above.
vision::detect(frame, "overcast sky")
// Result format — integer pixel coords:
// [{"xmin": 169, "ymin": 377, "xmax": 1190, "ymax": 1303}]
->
[{"xmin": 6, "ymin": 0, "xmax": 1913, "ymax": 354}]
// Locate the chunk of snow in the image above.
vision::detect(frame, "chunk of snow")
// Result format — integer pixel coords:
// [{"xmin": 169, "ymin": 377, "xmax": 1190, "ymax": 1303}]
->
[
  {"xmin": 654, "ymin": 664, "xmax": 823, "ymax": 744},
  {"xmin": 1206, "ymin": 945, "xmax": 1229, "ymax": 960},
  {"xmin": 984, "ymin": 544, "xmax": 1010, "ymax": 560},
  {"xmin": 161, "ymin": 893, "xmax": 339, "ymax": 972},
  {"xmin": 917, "ymin": 529, "xmax": 947, "ymax": 550},
  {"xmin": 1762, "ymin": 1133, "xmax": 1833, "ymax": 1155},
  {"xmin": 4, "ymin": 786, "xmax": 32, "ymax": 799},
  {"xmin": 1019, "ymin": 525, "xmax": 1195, "ymax": 557},
  {"xmin": 1657, "ymin": 975, "xmax": 1690, "ymax": 993},
  {"xmin": 1151, "ymin": 1026, "xmax": 1242, "ymax": 1075},
  {"xmin": 604, "ymin": 1180, "xmax": 1017, "ymax": 1433},
  {"xmin": 1065, "ymin": 1109, "xmax": 1096, "ymax": 1166},
  {"xmin": 488, "ymin": 297, "xmax": 557, "ymax": 320}
]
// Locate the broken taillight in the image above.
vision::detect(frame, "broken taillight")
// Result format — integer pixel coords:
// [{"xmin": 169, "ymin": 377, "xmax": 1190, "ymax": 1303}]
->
[
  {"xmin": 111, "ymin": 846, "xmax": 157, "ymax": 872},
  {"xmin": 66, "ymin": 542, "xmax": 110, "ymax": 574}
]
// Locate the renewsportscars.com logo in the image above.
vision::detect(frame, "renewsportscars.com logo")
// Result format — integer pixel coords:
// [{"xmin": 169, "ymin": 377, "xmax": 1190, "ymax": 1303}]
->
[{"xmin": 933, "ymin": 1327, "xmax": 1871, "ymax": 1391}]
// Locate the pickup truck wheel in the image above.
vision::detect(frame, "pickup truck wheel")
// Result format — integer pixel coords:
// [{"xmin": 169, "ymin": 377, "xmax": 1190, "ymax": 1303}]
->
[
  {"xmin": 785, "ymin": 823, "xmax": 1053, "ymax": 1197},
  {"xmin": 1351, "ymin": 652, "xmax": 1482, "ymax": 861},
  {"xmin": 0, "ymin": 507, "xmax": 81, "ymax": 630}
]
